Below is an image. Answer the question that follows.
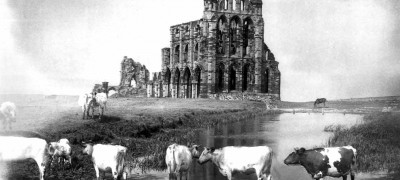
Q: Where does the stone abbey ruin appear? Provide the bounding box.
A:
[96,0,281,100]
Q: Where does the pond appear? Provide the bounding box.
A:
[130,113,386,180]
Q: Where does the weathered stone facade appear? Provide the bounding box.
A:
[148,0,280,99]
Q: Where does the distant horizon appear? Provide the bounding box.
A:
[1,93,399,102]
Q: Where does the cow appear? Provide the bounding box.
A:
[0,102,17,130]
[0,136,49,180]
[78,93,93,119]
[314,98,327,108]
[82,143,127,180]
[87,92,108,120]
[198,146,273,180]
[165,143,200,180]
[283,146,357,180]
[48,138,72,167]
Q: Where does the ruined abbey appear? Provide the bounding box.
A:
[148,0,280,99]
[94,0,281,100]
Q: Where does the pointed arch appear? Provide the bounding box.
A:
[165,68,171,97]
[216,62,225,93]
[243,17,255,56]
[242,63,250,91]
[217,15,228,55]
[230,16,241,55]
[228,64,237,91]
[183,44,188,62]
[262,68,270,93]
[194,65,202,98]
[174,45,180,63]
[194,43,199,61]
[174,67,180,98]
[183,67,191,98]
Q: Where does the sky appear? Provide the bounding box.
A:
[0,0,399,101]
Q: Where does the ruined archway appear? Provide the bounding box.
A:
[183,67,191,98]
[242,64,250,92]
[262,68,270,93]
[195,66,202,98]
[216,63,225,93]
[230,16,241,55]
[174,68,180,98]
[194,43,199,61]
[174,45,180,64]
[217,15,228,55]
[183,44,188,63]
[229,65,236,91]
[165,68,171,97]
[243,17,254,56]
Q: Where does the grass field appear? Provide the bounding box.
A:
[0,95,266,179]
[0,94,398,179]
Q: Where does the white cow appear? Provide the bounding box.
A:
[165,144,200,180]
[88,92,108,120]
[0,102,17,130]
[78,93,93,119]
[198,146,273,180]
[0,136,48,180]
[83,143,127,180]
[48,138,72,166]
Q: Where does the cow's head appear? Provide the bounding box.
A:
[284,147,305,165]
[48,142,58,155]
[190,144,201,159]
[198,147,215,164]
[82,143,94,156]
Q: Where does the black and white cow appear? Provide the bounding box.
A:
[284,146,357,180]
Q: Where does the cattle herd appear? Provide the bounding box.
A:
[0,98,358,180]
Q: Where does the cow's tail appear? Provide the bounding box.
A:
[116,150,126,173]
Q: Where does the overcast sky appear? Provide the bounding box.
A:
[0,0,399,101]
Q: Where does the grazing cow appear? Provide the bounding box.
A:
[78,93,93,119]
[198,146,273,180]
[0,102,17,130]
[284,146,357,180]
[48,138,72,166]
[165,143,200,180]
[82,143,127,180]
[0,136,48,180]
[87,92,108,120]
[314,98,327,108]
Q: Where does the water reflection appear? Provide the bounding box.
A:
[133,113,371,180]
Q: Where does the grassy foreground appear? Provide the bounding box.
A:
[0,96,266,179]
[327,112,400,177]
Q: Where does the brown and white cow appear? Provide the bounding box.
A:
[198,146,273,180]
[82,143,127,180]
[284,146,357,180]
[165,143,200,180]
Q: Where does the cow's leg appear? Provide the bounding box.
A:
[34,158,45,180]
[111,166,119,180]
[225,171,232,180]
[93,164,100,180]
[342,175,347,180]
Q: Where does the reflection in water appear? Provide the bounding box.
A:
[133,113,370,180]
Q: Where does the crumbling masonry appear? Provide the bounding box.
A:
[148,0,280,99]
